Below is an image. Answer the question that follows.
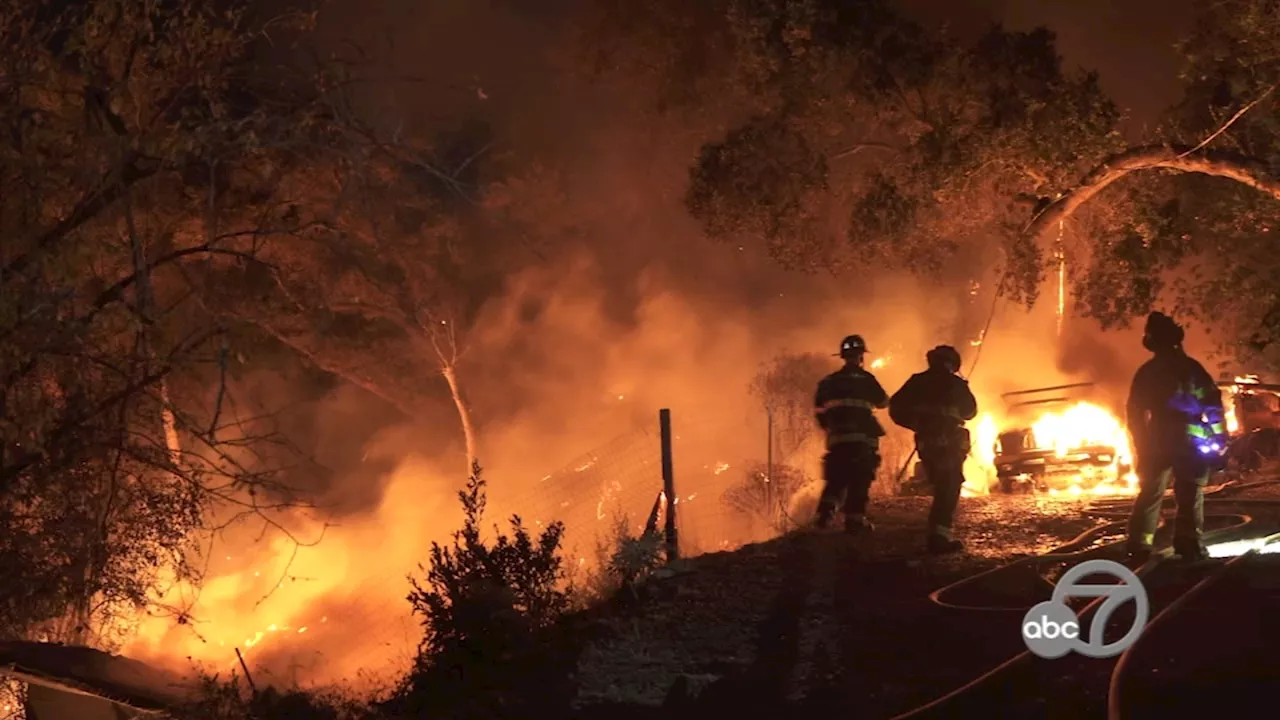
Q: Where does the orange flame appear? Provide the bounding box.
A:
[964,401,1136,497]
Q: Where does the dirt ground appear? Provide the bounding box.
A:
[569,479,1280,720]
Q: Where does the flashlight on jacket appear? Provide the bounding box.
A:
[1196,439,1224,456]
[1191,407,1228,459]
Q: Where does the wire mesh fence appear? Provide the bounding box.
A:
[213,406,787,693]
[491,407,780,566]
[191,412,936,694]
[0,406,830,708]
[504,422,665,563]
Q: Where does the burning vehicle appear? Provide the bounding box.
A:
[989,383,1135,495]
[895,382,1134,497]
[1221,375,1280,435]
[1219,375,1280,470]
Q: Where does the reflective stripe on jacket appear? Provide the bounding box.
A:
[826,432,875,449]
[1127,349,1225,458]
[815,367,888,447]
[888,368,978,437]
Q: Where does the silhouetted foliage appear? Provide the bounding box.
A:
[669,0,1124,298]
[181,675,375,720]
[749,352,834,462]
[0,0,335,647]
[386,463,578,720]
[584,0,1280,372]
[1074,0,1280,369]
[687,119,831,270]
[605,523,665,593]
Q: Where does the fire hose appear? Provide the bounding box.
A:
[1105,526,1280,720]
[885,477,1280,720]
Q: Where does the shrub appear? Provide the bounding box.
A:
[722,462,809,535]
[578,513,663,604]
[179,675,372,720]
[606,523,664,594]
[384,462,578,720]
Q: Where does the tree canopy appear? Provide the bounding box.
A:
[675,0,1124,303]
[586,0,1280,369]
[0,0,576,649]
[0,0,441,645]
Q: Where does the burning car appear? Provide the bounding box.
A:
[1221,375,1280,435]
[990,383,1134,495]
[1219,375,1280,470]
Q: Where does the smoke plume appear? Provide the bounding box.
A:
[118,0,1175,690]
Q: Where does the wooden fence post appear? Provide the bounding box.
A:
[660,408,679,562]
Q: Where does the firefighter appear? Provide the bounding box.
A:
[889,345,977,555]
[813,334,890,533]
[1125,311,1226,563]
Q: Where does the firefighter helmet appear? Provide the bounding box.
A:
[926,345,962,374]
[837,334,869,358]
[1142,311,1184,352]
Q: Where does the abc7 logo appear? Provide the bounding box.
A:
[1021,559,1149,659]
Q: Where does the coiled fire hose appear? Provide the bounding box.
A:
[1105,526,1280,720]
[886,477,1280,720]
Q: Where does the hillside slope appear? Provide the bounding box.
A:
[571,494,1104,718]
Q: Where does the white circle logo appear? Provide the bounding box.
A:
[1020,559,1149,659]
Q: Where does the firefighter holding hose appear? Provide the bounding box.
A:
[813,334,890,533]
[1125,311,1227,563]
[889,345,977,555]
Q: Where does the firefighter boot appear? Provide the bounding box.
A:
[1172,537,1209,562]
[1126,532,1155,565]
[814,503,836,531]
[926,533,964,555]
[1126,546,1153,565]
[845,513,874,534]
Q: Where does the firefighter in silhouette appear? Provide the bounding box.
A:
[813,335,890,533]
[1125,311,1226,563]
[890,345,978,554]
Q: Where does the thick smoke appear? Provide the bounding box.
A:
[119,0,1190,689]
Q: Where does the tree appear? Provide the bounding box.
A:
[722,461,808,535]
[0,0,356,646]
[959,0,1280,350]
[194,145,482,466]
[1027,0,1280,367]
[195,111,572,474]
[583,0,1126,341]
[674,0,1124,303]
[597,0,1280,369]
[749,352,832,461]
[719,353,829,535]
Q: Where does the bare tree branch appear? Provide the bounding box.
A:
[1177,83,1278,159]
[1025,145,1280,241]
